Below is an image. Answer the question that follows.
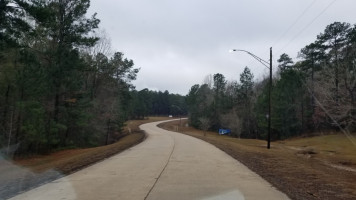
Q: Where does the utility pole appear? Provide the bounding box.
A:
[268,47,272,149]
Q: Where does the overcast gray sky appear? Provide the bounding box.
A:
[88,0,356,95]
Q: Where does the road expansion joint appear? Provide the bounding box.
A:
[144,133,175,200]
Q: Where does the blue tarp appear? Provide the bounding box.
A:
[219,129,231,135]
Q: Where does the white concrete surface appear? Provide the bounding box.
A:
[9,119,289,200]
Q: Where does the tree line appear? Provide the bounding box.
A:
[0,0,186,155]
[187,22,356,140]
[130,89,187,119]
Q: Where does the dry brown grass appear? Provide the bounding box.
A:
[14,116,172,174]
[159,119,356,200]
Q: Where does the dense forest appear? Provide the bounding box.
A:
[0,0,186,154]
[130,89,187,119]
[187,22,356,140]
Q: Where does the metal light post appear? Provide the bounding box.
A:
[230,48,272,149]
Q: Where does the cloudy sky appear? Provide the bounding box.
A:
[88,0,356,95]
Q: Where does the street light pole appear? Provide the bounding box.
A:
[268,47,272,149]
[230,48,272,149]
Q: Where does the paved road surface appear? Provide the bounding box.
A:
[9,120,289,200]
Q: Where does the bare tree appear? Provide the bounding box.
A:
[199,117,211,136]
[221,110,242,138]
[313,59,356,130]
[80,29,115,99]
[203,74,213,89]
[81,29,113,58]
[225,81,239,102]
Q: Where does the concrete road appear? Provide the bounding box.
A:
[9,120,289,200]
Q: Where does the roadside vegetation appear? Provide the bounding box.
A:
[159,119,356,200]
[0,117,171,199]
[187,22,356,141]
[0,0,187,156]
[13,117,171,173]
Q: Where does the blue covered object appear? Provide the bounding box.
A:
[219,129,231,135]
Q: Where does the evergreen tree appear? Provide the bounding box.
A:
[238,67,255,137]
[317,22,351,103]
[277,53,293,71]
[212,73,226,129]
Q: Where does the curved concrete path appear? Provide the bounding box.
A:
[9,120,289,200]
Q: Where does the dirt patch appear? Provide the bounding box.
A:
[159,120,356,200]
[297,147,318,155]
[325,161,356,173]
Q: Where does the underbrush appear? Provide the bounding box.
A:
[12,117,172,173]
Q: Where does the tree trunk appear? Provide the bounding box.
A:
[301,100,304,132]
[91,71,97,99]
[311,61,315,113]
[334,47,339,104]
[335,65,339,104]
[54,86,60,122]
[2,84,10,128]
[7,111,14,155]
[106,119,111,145]
[15,87,24,143]
[64,127,70,146]
[46,113,52,151]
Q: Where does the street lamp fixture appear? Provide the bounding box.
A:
[230,48,273,149]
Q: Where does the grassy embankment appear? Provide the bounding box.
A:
[13,117,172,174]
[159,119,356,200]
